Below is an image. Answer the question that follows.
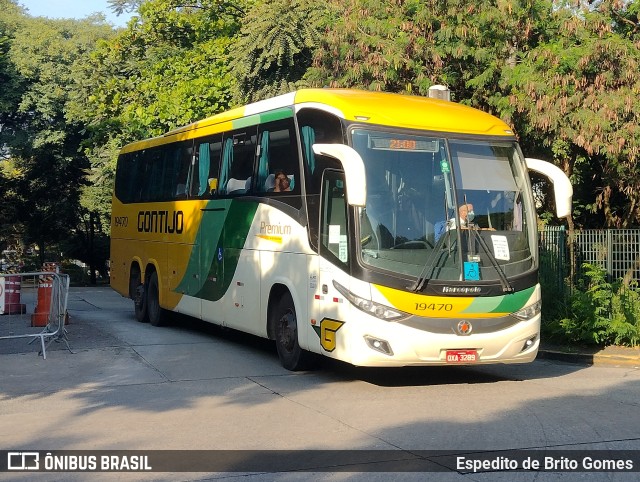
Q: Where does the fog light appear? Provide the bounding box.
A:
[521,335,537,353]
[364,335,394,356]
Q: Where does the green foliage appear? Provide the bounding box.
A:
[69,0,242,141]
[559,263,614,344]
[506,1,640,227]
[59,209,110,283]
[0,9,115,263]
[229,0,328,103]
[305,0,439,93]
[547,263,640,347]
[305,0,554,103]
[65,0,245,234]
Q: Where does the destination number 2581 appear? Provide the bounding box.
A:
[415,303,453,311]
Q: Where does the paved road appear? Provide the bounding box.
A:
[1,287,639,481]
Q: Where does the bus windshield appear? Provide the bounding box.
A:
[352,128,536,284]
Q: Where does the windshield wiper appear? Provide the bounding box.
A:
[408,229,456,292]
[409,227,514,293]
[468,226,513,293]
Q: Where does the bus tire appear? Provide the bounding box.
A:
[147,271,168,327]
[132,270,148,323]
[274,292,310,371]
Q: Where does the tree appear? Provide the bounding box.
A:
[307,1,640,227]
[507,1,640,227]
[67,0,247,228]
[228,0,328,104]
[305,0,553,104]
[107,0,144,15]
[0,6,115,263]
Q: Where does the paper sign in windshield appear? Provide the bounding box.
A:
[491,235,510,261]
[329,225,341,244]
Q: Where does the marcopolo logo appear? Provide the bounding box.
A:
[7,452,39,470]
[441,286,482,294]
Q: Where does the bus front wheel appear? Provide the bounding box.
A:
[274,292,310,371]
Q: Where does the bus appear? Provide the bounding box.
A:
[110,88,572,370]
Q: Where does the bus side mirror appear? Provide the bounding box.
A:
[525,158,573,218]
[312,144,367,207]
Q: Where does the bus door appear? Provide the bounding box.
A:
[169,235,202,318]
[218,128,261,333]
[223,245,261,334]
[197,199,229,324]
[218,199,261,333]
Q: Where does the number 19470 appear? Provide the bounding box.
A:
[415,303,453,312]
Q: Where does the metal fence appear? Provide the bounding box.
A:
[0,271,71,358]
[539,226,640,298]
[575,229,640,282]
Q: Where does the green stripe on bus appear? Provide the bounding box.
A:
[461,295,503,314]
[195,200,259,302]
[175,200,230,296]
[232,107,293,129]
[489,286,535,314]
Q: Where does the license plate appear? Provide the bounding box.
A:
[446,350,478,363]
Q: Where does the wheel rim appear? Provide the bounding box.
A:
[278,309,297,353]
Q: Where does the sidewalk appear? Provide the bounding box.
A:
[538,342,640,367]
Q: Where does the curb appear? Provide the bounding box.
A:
[537,349,640,368]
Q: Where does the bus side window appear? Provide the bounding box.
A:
[194,136,222,197]
[160,142,191,201]
[257,117,300,195]
[140,148,164,202]
[220,129,256,195]
[115,151,145,203]
[173,146,192,200]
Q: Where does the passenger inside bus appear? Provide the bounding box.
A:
[274,170,291,192]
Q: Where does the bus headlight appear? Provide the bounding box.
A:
[333,281,410,322]
[512,300,542,321]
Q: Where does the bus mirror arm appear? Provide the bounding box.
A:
[312,144,367,207]
[525,158,573,219]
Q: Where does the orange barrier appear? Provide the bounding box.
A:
[31,263,59,327]
[3,275,26,315]
[31,273,54,327]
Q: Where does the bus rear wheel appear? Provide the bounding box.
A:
[131,270,148,323]
[147,271,168,327]
[274,292,311,371]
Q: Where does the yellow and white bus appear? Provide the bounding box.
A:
[110,88,572,370]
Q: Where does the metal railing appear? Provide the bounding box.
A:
[540,227,640,287]
[539,226,640,327]
[574,229,640,282]
[0,271,71,359]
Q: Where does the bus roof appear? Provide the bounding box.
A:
[295,89,513,136]
[121,89,514,153]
